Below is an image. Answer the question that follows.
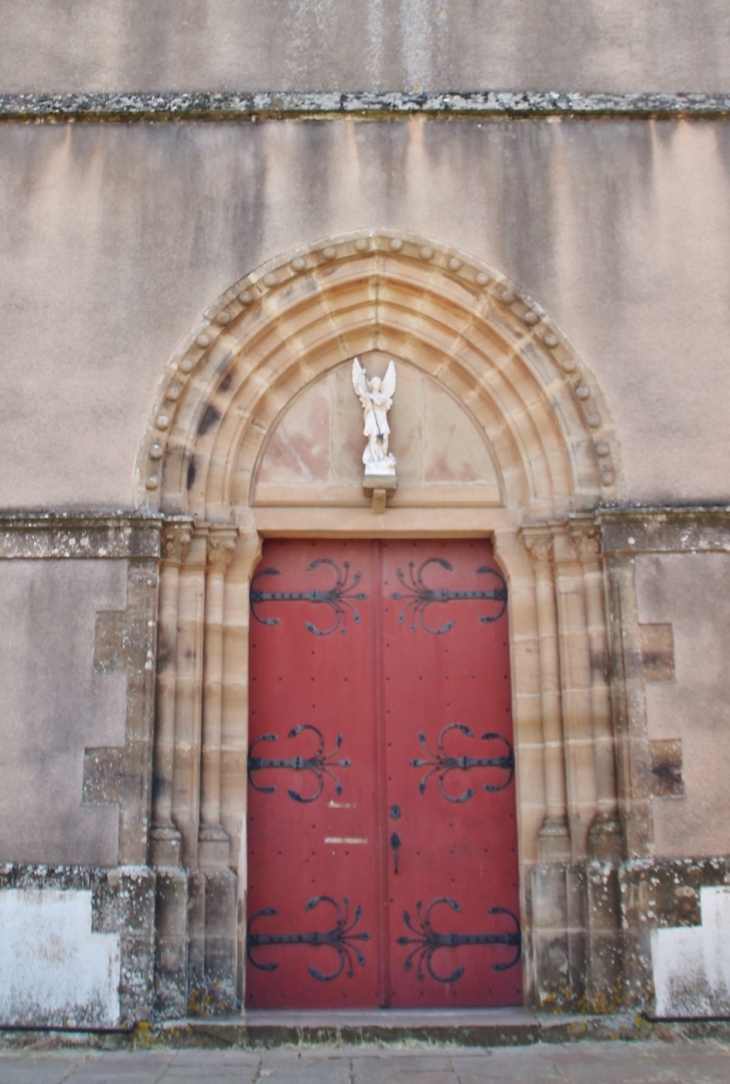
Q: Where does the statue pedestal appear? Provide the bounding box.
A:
[363,474,397,514]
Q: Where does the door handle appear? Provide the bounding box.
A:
[390,832,401,875]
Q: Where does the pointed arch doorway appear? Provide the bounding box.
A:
[142,231,622,1017]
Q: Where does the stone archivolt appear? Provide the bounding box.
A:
[138,231,630,1015]
[138,230,620,519]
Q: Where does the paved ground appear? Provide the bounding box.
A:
[1,1042,729,1083]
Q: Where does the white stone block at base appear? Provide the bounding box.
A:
[651,885,730,1018]
[0,888,120,1026]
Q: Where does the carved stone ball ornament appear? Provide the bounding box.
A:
[351,357,397,478]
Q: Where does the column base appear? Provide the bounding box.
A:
[537,816,571,860]
[198,825,230,869]
[150,824,183,867]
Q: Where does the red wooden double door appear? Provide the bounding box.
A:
[247,539,521,1009]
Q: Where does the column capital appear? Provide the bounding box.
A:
[568,521,602,562]
[520,528,554,566]
[205,528,238,574]
[161,522,193,565]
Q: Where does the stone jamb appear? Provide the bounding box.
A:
[199,528,238,869]
[171,529,208,870]
[151,520,193,868]
[519,528,569,855]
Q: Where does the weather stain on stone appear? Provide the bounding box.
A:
[198,405,222,436]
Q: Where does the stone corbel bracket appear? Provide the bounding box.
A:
[362,474,398,514]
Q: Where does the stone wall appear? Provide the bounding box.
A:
[1,1,728,95]
[0,519,159,1026]
[1,0,729,1027]
[1,120,729,511]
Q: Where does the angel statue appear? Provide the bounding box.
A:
[352,357,397,476]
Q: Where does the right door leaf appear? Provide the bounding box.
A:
[382,538,522,1007]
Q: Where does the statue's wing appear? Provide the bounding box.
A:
[352,357,368,399]
[382,360,397,400]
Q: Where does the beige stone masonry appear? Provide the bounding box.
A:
[640,624,675,684]
[600,507,730,859]
[648,738,684,799]
[171,531,207,870]
[199,528,238,869]
[0,515,161,561]
[151,522,193,868]
[83,561,159,866]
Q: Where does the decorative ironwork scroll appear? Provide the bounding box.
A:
[411,723,514,802]
[247,725,352,804]
[247,896,371,981]
[391,558,507,634]
[397,898,521,982]
[250,558,368,636]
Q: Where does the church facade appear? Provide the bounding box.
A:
[1,1,729,1026]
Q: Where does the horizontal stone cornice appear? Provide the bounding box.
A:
[2,507,728,558]
[0,512,166,559]
[597,505,730,555]
[2,91,730,122]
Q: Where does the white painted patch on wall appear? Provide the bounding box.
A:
[651,886,730,1018]
[0,888,120,1026]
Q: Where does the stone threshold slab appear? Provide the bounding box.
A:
[170,1009,651,1048]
